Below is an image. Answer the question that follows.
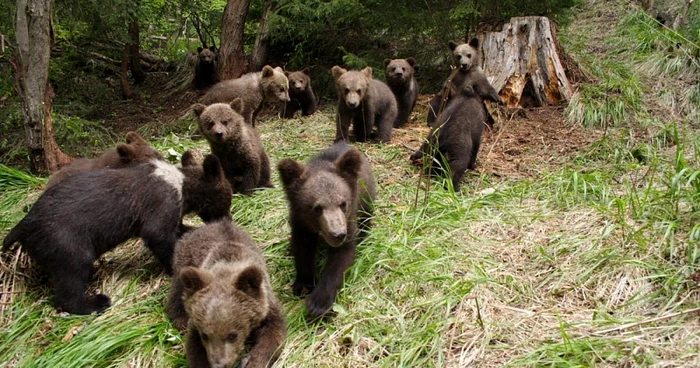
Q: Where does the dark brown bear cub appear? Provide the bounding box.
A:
[332,66,397,143]
[427,38,503,126]
[278,141,376,318]
[46,131,162,189]
[167,220,286,368]
[2,154,231,315]
[192,99,273,195]
[384,58,419,128]
[411,87,487,191]
[194,46,219,90]
[281,68,318,118]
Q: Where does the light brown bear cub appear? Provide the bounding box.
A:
[332,66,397,143]
[384,58,419,128]
[201,65,290,126]
[46,131,162,189]
[167,220,286,368]
[427,38,503,126]
[191,99,273,195]
[278,141,376,318]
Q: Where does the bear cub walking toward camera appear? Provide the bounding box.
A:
[167,220,286,368]
[192,99,273,195]
[427,38,503,126]
[201,65,290,126]
[332,66,397,143]
[2,154,231,315]
[281,68,318,118]
[194,46,219,90]
[384,58,419,128]
[411,87,487,191]
[46,131,162,189]
[278,141,376,318]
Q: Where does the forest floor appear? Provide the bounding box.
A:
[1,0,699,367]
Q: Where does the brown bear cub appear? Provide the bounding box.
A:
[46,131,162,189]
[281,68,318,118]
[200,65,290,126]
[2,153,232,315]
[191,99,273,195]
[384,58,419,128]
[332,66,397,143]
[194,46,219,90]
[427,38,503,126]
[278,141,376,318]
[167,220,286,368]
[411,87,487,191]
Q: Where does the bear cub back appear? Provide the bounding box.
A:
[384,58,419,128]
[281,68,318,118]
[167,220,286,368]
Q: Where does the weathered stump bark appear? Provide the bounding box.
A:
[479,16,572,108]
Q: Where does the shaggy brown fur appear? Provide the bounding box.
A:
[46,132,162,189]
[191,99,273,195]
[384,58,419,128]
[194,46,219,90]
[281,68,318,118]
[200,65,290,126]
[332,66,397,143]
[167,220,286,368]
[278,141,376,318]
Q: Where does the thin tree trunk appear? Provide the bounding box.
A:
[15,0,72,174]
[121,43,134,99]
[219,0,250,79]
[128,20,145,84]
[250,0,275,71]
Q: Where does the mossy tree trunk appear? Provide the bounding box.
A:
[219,0,250,79]
[14,0,72,174]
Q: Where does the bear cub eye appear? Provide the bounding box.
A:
[279,87,285,92]
[340,201,347,212]
[201,333,209,342]
[466,53,472,58]
[227,332,238,342]
[313,204,323,214]
[221,120,229,126]
[207,122,215,130]
[344,88,350,94]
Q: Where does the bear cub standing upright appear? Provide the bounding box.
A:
[332,66,397,143]
[201,65,290,126]
[427,38,503,126]
[411,87,488,191]
[167,220,286,368]
[2,153,232,315]
[192,99,273,195]
[278,141,376,318]
[46,131,163,189]
[281,68,318,118]
[384,58,419,128]
[194,46,219,90]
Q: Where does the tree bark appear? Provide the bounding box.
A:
[250,0,275,71]
[15,0,72,174]
[128,20,146,84]
[121,43,135,99]
[478,16,573,108]
[219,0,250,79]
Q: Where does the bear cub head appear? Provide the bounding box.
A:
[180,151,232,222]
[116,131,164,164]
[384,58,416,84]
[332,66,373,110]
[197,46,217,66]
[261,65,290,104]
[191,99,247,144]
[449,38,480,72]
[181,265,269,367]
[278,147,364,247]
[286,68,311,95]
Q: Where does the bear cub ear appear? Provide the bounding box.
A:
[235,266,264,298]
[197,47,203,53]
[406,57,416,67]
[116,143,136,162]
[468,37,479,48]
[384,59,392,67]
[336,148,362,181]
[361,66,373,79]
[262,65,275,78]
[125,131,147,145]
[448,41,458,51]
[202,155,225,182]
[181,267,213,295]
[301,67,310,75]
[277,159,306,188]
[181,150,198,167]
[331,65,347,80]
[208,46,216,52]
[191,103,207,117]
[230,98,245,114]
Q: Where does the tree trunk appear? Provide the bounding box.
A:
[219,0,250,79]
[15,0,72,174]
[250,0,275,71]
[121,43,135,99]
[479,16,573,108]
[128,20,146,84]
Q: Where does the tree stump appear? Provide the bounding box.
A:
[479,16,573,108]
